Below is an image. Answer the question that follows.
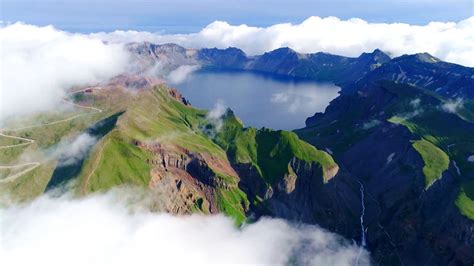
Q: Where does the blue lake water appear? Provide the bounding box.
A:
[173,69,340,130]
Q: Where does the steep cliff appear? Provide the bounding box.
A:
[297,80,474,265]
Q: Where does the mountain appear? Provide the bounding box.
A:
[198,46,392,87]
[129,43,473,99]
[2,43,473,265]
[297,80,474,264]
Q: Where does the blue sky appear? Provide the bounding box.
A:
[1,0,473,33]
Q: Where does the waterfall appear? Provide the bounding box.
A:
[359,181,366,247]
[356,180,367,266]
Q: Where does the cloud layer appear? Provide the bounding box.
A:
[0,23,129,123]
[0,191,370,266]
[95,16,474,67]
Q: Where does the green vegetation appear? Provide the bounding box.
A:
[377,81,474,218]
[214,112,337,185]
[0,161,56,202]
[457,180,474,220]
[412,139,449,188]
[83,132,151,192]
[216,187,250,225]
[122,86,227,158]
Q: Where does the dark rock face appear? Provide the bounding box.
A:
[198,47,248,69]
[297,81,474,265]
[196,46,473,100]
[231,157,362,240]
[347,53,474,99]
[198,46,395,87]
[247,47,302,75]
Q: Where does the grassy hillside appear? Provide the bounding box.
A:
[412,139,450,188]
[456,181,474,220]
[213,111,338,185]
[381,81,474,219]
[72,85,337,223]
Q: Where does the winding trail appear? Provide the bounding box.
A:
[0,92,103,183]
[5,99,102,132]
[82,139,108,194]
[0,163,41,184]
[355,179,367,266]
[0,132,35,150]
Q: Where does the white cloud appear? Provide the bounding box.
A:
[441,98,464,113]
[270,85,340,113]
[0,23,130,123]
[94,16,474,67]
[205,100,228,132]
[0,191,370,266]
[468,155,474,162]
[51,133,97,166]
[410,98,421,108]
[166,65,200,84]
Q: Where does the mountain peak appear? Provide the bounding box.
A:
[358,49,391,64]
[414,52,441,63]
[394,52,442,64]
[268,47,298,55]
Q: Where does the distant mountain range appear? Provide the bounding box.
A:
[2,42,473,265]
[128,42,474,99]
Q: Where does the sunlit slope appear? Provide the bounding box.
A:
[0,92,117,201]
[213,112,338,184]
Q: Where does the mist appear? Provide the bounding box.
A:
[51,133,98,166]
[0,23,129,123]
[0,190,371,266]
[167,65,201,84]
[441,98,464,114]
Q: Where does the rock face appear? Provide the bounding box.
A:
[126,42,199,74]
[109,74,164,90]
[229,155,361,237]
[346,53,474,98]
[198,46,392,87]
[297,80,474,265]
[198,47,248,69]
[135,140,240,215]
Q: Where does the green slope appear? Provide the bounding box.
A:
[412,139,449,188]
[212,110,338,185]
[380,81,474,219]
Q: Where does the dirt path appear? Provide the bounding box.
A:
[0,93,103,183]
[0,162,41,184]
[0,132,35,150]
[5,99,102,132]
[82,139,108,194]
